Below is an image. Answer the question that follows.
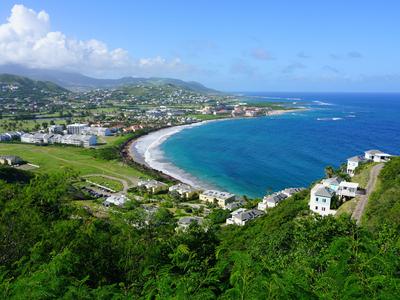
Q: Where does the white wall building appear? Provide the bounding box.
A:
[49,125,64,134]
[67,123,89,134]
[226,208,264,226]
[103,194,128,207]
[137,179,168,194]
[199,190,235,208]
[338,181,359,198]
[177,216,204,230]
[321,177,343,192]
[309,184,336,216]
[168,183,199,199]
[347,156,365,177]
[364,150,392,162]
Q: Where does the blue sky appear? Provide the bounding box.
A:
[0,0,399,91]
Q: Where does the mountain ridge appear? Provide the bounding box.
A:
[0,64,219,94]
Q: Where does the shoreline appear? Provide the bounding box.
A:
[127,107,309,190]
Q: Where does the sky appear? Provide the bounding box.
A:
[0,0,399,92]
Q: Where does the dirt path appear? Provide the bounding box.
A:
[352,163,384,225]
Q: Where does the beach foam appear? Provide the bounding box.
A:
[130,122,217,189]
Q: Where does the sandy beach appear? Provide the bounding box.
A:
[129,120,221,189]
[129,108,309,188]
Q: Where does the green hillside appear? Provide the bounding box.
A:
[0,73,69,105]
[0,158,399,298]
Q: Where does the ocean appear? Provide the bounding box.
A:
[161,92,400,198]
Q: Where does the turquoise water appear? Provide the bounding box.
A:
[161,93,400,197]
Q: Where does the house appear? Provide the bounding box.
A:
[225,198,246,210]
[226,208,264,226]
[258,192,287,210]
[48,125,64,134]
[177,216,204,230]
[137,179,168,194]
[337,181,359,198]
[61,135,97,147]
[199,190,236,208]
[67,123,89,134]
[347,156,366,176]
[309,184,336,216]
[321,177,343,191]
[21,133,34,143]
[281,187,305,197]
[168,183,199,199]
[103,194,128,207]
[364,150,392,162]
[82,126,112,136]
[0,155,23,166]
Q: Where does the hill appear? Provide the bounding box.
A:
[0,73,69,105]
[0,156,399,298]
[0,64,219,94]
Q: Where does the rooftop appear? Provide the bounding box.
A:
[201,190,235,200]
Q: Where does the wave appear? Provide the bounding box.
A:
[346,114,356,118]
[313,100,334,106]
[317,117,343,121]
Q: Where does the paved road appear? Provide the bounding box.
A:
[352,163,384,225]
[83,174,132,193]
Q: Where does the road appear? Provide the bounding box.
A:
[352,163,384,225]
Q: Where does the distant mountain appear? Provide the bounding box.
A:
[0,64,219,94]
[0,73,68,101]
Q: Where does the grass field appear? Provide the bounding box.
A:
[0,143,147,184]
[352,162,377,188]
[85,176,124,192]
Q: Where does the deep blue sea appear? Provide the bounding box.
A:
[161,93,400,197]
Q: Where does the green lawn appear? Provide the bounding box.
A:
[352,162,378,188]
[336,197,359,217]
[0,143,146,184]
[85,176,124,192]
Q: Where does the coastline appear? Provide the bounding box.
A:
[128,108,308,190]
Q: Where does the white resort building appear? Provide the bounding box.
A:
[258,187,304,211]
[103,194,128,207]
[364,149,392,162]
[168,183,199,199]
[309,183,336,216]
[226,208,264,226]
[199,190,236,208]
[137,179,168,194]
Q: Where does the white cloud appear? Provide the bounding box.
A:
[0,4,187,77]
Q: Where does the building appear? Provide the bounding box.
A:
[258,192,287,210]
[61,135,97,147]
[83,126,112,136]
[337,181,360,198]
[281,187,305,197]
[48,125,64,134]
[177,216,204,230]
[225,198,246,211]
[364,150,392,162]
[309,184,336,216]
[347,156,366,176]
[0,155,23,166]
[168,183,199,199]
[321,177,343,191]
[103,194,128,207]
[67,123,89,134]
[199,190,236,208]
[137,179,168,194]
[226,208,264,226]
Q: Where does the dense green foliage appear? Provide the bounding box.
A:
[0,160,399,299]
[364,157,400,231]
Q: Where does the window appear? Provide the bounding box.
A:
[322,199,326,203]
[322,207,326,211]
[315,206,318,210]
[315,197,318,201]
